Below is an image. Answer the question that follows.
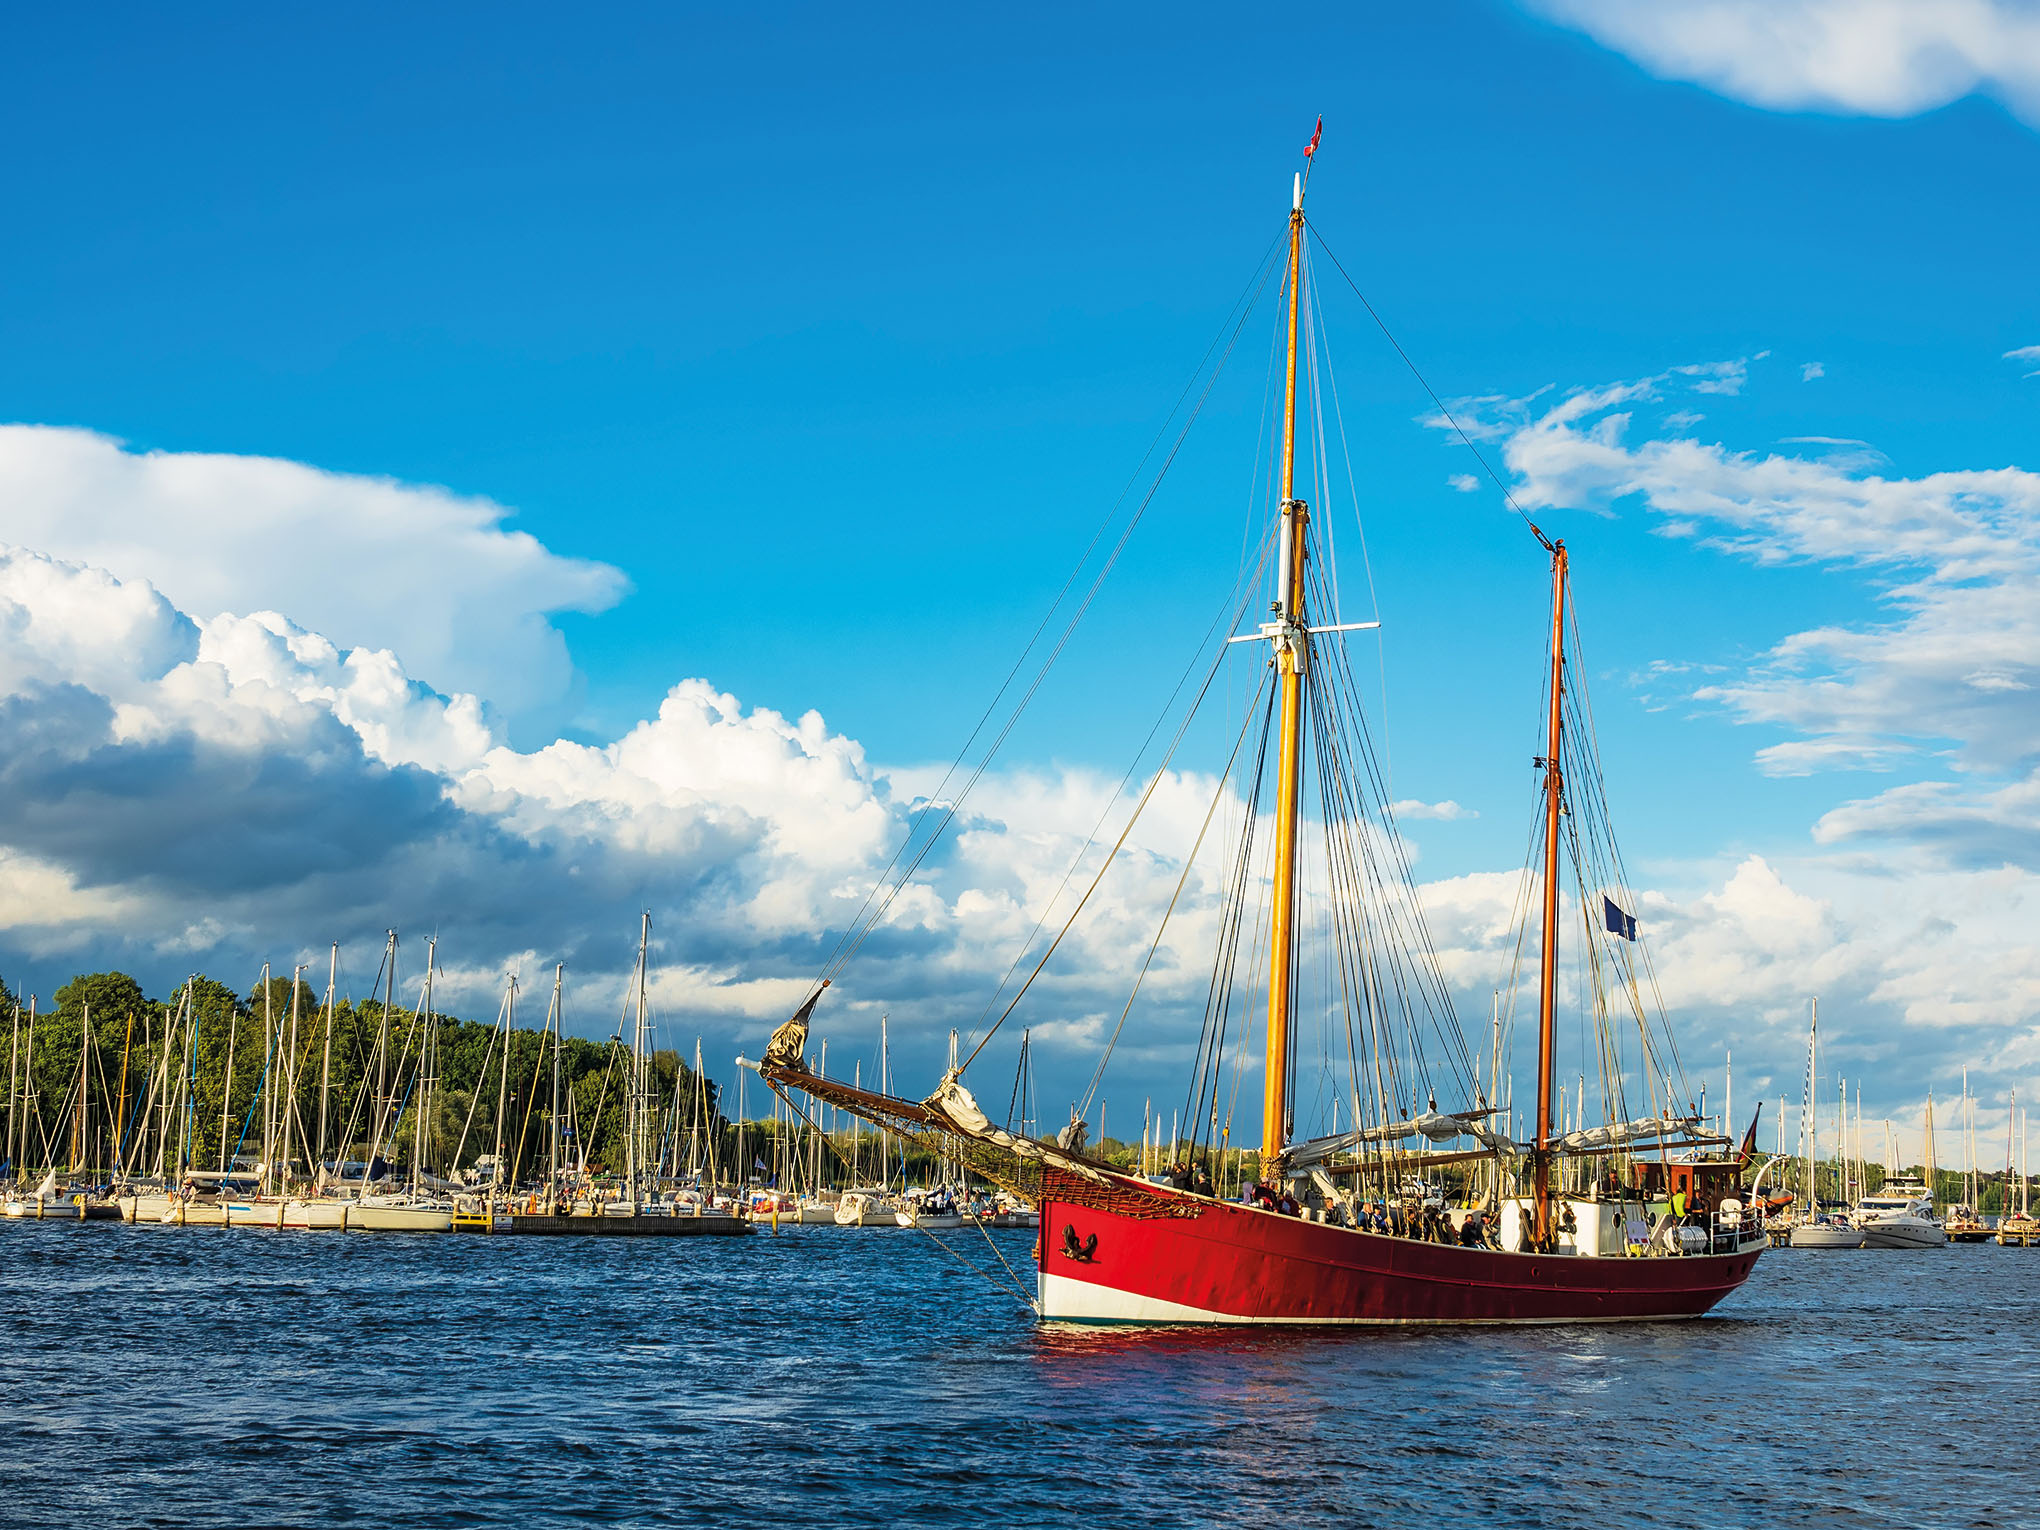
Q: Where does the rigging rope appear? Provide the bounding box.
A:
[811,234,1287,998]
[1308,229,1555,556]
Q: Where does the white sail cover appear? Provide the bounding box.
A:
[1553,1114,1702,1153]
[1283,1110,1519,1169]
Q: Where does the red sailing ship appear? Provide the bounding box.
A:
[759,128,1765,1325]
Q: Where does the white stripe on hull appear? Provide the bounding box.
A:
[1035,1268,1747,1328]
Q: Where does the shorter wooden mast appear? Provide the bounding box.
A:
[1533,539,1568,1246]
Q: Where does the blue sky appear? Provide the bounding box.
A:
[2,3,2038,1154]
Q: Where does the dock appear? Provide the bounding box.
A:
[454,1208,751,1237]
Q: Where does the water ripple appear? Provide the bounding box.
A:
[1,1225,2031,1527]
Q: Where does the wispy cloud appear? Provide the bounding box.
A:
[2008,343,2040,376]
[1801,361,1825,381]
[1525,0,2040,129]
[1447,473,1480,493]
[1392,798,1478,821]
[1440,351,2040,890]
[1674,358,1749,395]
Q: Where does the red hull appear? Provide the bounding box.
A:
[1038,1180,1762,1326]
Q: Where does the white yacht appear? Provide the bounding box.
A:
[1855,1177,1947,1249]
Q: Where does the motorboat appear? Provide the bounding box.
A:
[1854,1179,1947,1249]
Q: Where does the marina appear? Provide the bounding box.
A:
[2,9,2039,1529]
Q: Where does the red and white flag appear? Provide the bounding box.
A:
[1303,117,1322,158]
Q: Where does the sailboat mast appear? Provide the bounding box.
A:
[414,939,435,1197]
[72,1001,91,1175]
[1261,165,1310,1172]
[4,1001,16,1187]
[631,912,650,1206]
[549,965,564,1198]
[1532,540,1569,1244]
[260,965,276,1193]
[1806,998,1818,1209]
[317,943,336,1186]
[494,974,515,1190]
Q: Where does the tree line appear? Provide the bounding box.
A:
[1,969,727,1186]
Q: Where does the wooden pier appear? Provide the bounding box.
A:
[454,1208,751,1237]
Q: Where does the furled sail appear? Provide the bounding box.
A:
[922,1074,1112,1188]
[1552,1114,1704,1153]
[1283,1110,1519,1169]
[761,981,829,1071]
[1281,1110,1711,1170]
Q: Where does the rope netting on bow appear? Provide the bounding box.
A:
[758,1057,1197,1222]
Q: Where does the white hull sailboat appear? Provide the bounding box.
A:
[758,129,1767,1328]
[833,1190,899,1227]
[1788,1218,1866,1249]
[896,1207,965,1230]
[345,1197,455,1232]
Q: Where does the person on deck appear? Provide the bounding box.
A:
[1457,1211,1485,1247]
[1671,1185,1689,1223]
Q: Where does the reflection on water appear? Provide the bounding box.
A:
[1,1223,2031,1528]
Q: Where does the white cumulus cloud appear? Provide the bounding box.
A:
[0,425,628,738]
[1527,0,2040,127]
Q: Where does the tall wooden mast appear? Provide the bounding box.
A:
[1533,540,1568,1244]
[1261,166,1310,1171]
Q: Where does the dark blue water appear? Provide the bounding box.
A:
[1,1221,2029,1528]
